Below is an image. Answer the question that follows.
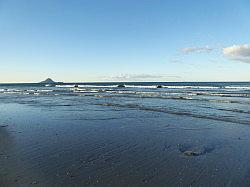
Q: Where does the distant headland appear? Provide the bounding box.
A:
[39,78,63,84]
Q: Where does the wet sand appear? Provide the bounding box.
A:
[1,102,250,187]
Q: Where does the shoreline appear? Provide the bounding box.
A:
[1,102,250,186]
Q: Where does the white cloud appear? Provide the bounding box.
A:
[223,44,250,63]
[181,46,213,54]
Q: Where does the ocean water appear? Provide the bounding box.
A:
[1,82,250,186]
[0,82,250,125]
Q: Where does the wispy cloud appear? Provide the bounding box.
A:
[223,44,250,63]
[169,59,183,63]
[100,74,181,81]
[181,46,213,54]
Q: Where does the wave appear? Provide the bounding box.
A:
[124,85,157,89]
[55,84,222,89]
[56,84,118,88]
[98,103,250,125]
[55,85,75,88]
[1,88,250,105]
[224,86,250,90]
[217,108,250,114]
[53,84,250,92]
[73,90,99,93]
[196,92,249,97]
[161,86,220,89]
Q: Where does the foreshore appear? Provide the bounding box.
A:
[1,101,250,187]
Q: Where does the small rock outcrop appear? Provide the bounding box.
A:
[117,84,125,88]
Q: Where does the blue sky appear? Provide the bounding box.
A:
[0,0,250,82]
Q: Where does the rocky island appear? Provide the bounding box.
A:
[39,78,63,85]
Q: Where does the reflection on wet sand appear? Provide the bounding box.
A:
[0,125,10,148]
[0,125,14,185]
[1,98,250,186]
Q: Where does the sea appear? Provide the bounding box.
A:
[0,82,249,125]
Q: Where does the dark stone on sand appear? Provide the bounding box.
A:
[117,84,125,88]
[178,143,215,157]
[157,85,163,88]
[183,150,201,156]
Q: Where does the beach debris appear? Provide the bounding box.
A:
[31,180,38,185]
[14,176,22,182]
[117,84,125,88]
[183,150,201,156]
[178,143,215,157]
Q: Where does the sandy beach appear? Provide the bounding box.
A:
[1,85,250,187]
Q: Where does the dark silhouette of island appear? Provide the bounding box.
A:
[39,78,63,84]
[40,78,55,84]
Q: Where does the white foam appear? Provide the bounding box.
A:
[162,86,219,89]
[125,85,157,89]
[56,85,75,88]
[45,84,54,87]
[225,86,250,90]
[79,85,117,88]
[56,85,117,88]
[74,90,99,93]
[37,89,53,92]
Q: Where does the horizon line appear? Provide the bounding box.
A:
[0,80,250,84]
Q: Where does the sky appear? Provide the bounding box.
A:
[0,0,250,83]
